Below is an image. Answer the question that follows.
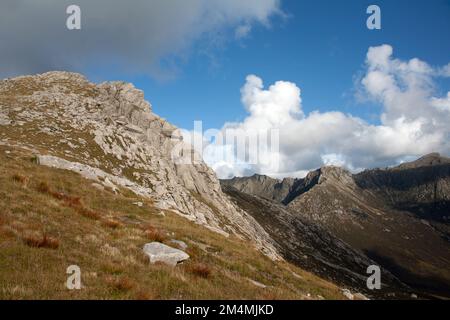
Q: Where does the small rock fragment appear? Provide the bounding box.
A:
[341,289,354,300]
[170,239,188,250]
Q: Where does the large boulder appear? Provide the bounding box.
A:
[143,242,189,266]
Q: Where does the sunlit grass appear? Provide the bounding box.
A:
[0,145,343,300]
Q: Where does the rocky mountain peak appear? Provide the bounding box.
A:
[222,174,294,203]
[317,166,353,185]
[98,80,153,114]
[223,154,450,298]
[251,173,277,182]
[7,70,89,84]
[395,152,450,170]
[0,71,280,260]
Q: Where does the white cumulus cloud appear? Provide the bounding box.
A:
[193,44,450,178]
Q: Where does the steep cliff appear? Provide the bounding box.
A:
[0,71,278,259]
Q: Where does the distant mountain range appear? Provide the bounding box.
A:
[222,154,450,298]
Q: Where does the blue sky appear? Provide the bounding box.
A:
[1,0,449,177]
[103,0,450,130]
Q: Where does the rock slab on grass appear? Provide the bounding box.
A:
[143,242,189,266]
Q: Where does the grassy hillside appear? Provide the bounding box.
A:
[0,144,344,300]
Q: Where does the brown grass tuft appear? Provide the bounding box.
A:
[48,190,82,207]
[78,208,101,220]
[134,290,155,300]
[102,218,122,229]
[64,195,82,207]
[12,173,29,186]
[22,233,59,249]
[35,181,100,220]
[37,181,50,194]
[109,276,135,292]
[143,225,166,242]
[0,227,15,240]
[188,263,212,278]
[259,290,282,300]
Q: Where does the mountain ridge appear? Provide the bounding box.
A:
[0,71,280,259]
[222,154,450,298]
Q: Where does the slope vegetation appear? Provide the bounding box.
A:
[0,145,343,299]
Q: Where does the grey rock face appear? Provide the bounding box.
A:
[0,71,280,260]
[394,153,450,170]
[221,174,296,203]
[222,156,450,298]
[0,110,10,125]
[143,242,189,266]
[354,155,450,222]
